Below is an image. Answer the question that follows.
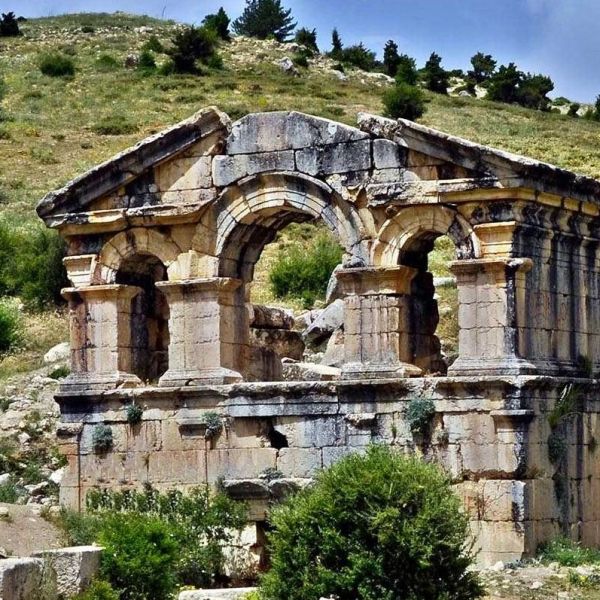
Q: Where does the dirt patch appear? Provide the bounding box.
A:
[0,502,63,557]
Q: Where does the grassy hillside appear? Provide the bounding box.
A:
[0,12,600,224]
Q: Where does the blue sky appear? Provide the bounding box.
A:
[9,0,600,102]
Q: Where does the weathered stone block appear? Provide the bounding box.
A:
[277,447,322,477]
[0,558,55,600]
[33,546,102,598]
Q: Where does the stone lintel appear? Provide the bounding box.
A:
[337,265,418,296]
[63,255,98,287]
[156,276,241,295]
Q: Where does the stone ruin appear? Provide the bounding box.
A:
[36,107,600,566]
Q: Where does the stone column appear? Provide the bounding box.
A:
[338,266,422,379]
[157,277,246,386]
[448,257,535,376]
[61,285,142,391]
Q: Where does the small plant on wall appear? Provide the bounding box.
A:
[406,397,436,438]
[92,424,113,453]
[201,412,223,440]
[125,403,144,425]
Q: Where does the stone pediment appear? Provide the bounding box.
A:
[37,107,600,231]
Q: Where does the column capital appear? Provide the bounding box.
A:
[449,257,533,278]
[337,266,418,296]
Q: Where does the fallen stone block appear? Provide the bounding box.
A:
[32,545,102,598]
[282,362,341,381]
[303,299,344,347]
[0,557,56,600]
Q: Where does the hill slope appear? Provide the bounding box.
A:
[0,12,600,226]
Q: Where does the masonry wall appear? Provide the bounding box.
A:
[54,376,600,566]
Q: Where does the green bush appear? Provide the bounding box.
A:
[73,580,120,600]
[538,536,600,566]
[269,228,343,308]
[0,478,20,503]
[260,445,483,600]
[383,83,425,121]
[340,43,377,71]
[95,54,119,72]
[142,35,164,53]
[0,298,22,354]
[92,424,113,453]
[137,50,156,73]
[406,397,436,436]
[167,26,219,74]
[294,27,318,55]
[39,53,75,77]
[233,0,296,42]
[85,485,247,589]
[0,12,21,37]
[202,7,231,41]
[125,403,143,425]
[99,513,178,600]
[92,115,138,136]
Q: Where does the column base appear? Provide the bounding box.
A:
[448,356,538,377]
[158,367,244,387]
[341,361,422,380]
[60,371,142,393]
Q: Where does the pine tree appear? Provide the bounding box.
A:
[330,28,343,59]
[487,63,522,104]
[202,7,231,41]
[468,52,496,84]
[383,40,400,77]
[422,52,449,94]
[232,0,296,42]
[294,28,319,55]
[396,54,418,86]
[0,12,21,37]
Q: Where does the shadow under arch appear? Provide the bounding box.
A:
[210,172,368,282]
[95,228,182,285]
[372,205,481,374]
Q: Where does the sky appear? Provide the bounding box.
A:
[7,0,600,102]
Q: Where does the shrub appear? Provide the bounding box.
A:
[55,507,102,546]
[538,536,600,566]
[137,50,156,73]
[202,7,231,41]
[125,403,143,425]
[260,445,483,600]
[340,43,377,72]
[233,0,296,42]
[85,484,247,589]
[383,83,425,121]
[406,397,436,436]
[39,53,75,78]
[0,478,20,503]
[269,228,343,308]
[92,424,113,453]
[99,513,178,600]
[395,54,418,86]
[167,26,219,74]
[0,298,22,354]
[487,63,521,104]
[95,54,119,72]
[92,115,138,136]
[0,224,63,308]
[568,103,581,117]
[49,365,70,380]
[294,27,318,55]
[142,35,164,53]
[292,52,309,69]
[73,580,120,600]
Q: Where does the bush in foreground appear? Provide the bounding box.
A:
[538,536,600,567]
[260,445,483,600]
[0,298,22,354]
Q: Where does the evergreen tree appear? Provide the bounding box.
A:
[232,0,296,42]
[383,40,400,77]
[487,63,522,104]
[167,26,219,74]
[0,12,21,37]
[468,52,496,84]
[396,54,418,86]
[422,52,449,94]
[340,43,377,72]
[518,73,554,110]
[294,27,318,55]
[330,28,343,59]
[383,82,426,121]
[202,7,231,41]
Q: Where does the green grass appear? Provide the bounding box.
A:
[539,537,600,567]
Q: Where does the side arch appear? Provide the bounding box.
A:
[95,228,182,284]
[372,205,481,267]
